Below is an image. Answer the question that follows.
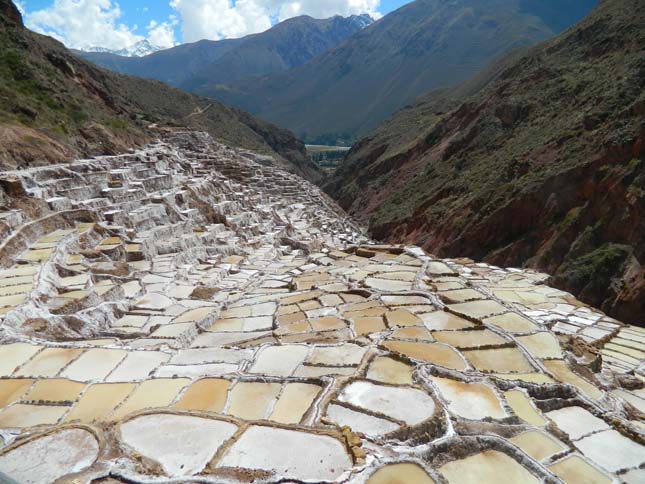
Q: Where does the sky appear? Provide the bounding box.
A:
[15,0,412,51]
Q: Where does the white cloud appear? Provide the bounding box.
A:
[21,0,380,51]
[171,0,381,43]
[23,0,177,50]
[146,18,178,48]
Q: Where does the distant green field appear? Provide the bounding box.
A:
[306,145,351,172]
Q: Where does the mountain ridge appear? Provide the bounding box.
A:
[76,14,373,90]
[197,0,597,144]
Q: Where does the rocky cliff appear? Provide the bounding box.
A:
[325,0,645,325]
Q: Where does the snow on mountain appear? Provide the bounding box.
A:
[83,39,164,58]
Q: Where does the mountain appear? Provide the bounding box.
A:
[83,39,164,58]
[0,0,318,180]
[75,15,373,89]
[181,14,374,91]
[199,0,597,144]
[324,0,645,324]
[74,38,244,88]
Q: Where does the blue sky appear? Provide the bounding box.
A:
[18,0,413,50]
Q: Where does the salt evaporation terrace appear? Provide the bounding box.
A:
[0,131,642,484]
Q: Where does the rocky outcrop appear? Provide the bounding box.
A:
[0,0,22,27]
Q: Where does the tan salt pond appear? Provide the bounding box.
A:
[0,343,41,374]
[0,403,67,428]
[385,309,422,327]
[389,326,434,341]
[354,316,387,335]
[383,341,467,370]
[0,379,34,407]
[439,450,539,484]
[111,379,190,420]
[175,378,231,413]
[548,455,612,484]
[463,347,534,373]
[544,360,603,399]
[517,332,563,359]
[510,430,566,461]
[447,300,508,320]
[65,383,135,423]
[485,313,539,333]
[432,329,507,349]
[269,383,321,424]
[367,463,435,484]
[421,311,475,330]
[24,379,85,402]
[367,356,414,385]
[227,382,281,420]
[431,376,506,419]
[504,390,546,426]
[15,348,85,377]
[439,288,487,303]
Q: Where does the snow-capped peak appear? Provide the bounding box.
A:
[83,39,163,58]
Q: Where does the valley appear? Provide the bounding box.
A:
[0,0,643,482]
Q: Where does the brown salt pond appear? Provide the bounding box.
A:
[175,378,231,413]
[420,311,475,330]
[544,360,603,400]
[517,332,563,359]
[227,382,281,420]
[383,341,467,370]
[111,378,190,420]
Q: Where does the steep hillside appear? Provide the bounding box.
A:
[76,15,372,90]
[325,0,645,324]
[0,0,318,180]
[200,0,597,144]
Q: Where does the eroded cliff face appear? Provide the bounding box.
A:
[325,0,645,325]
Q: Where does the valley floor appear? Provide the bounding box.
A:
[0,132,642,483]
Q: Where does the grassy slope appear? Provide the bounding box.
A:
[200,0,596,144]
[0,0,317,180]
[325,0,645,323]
